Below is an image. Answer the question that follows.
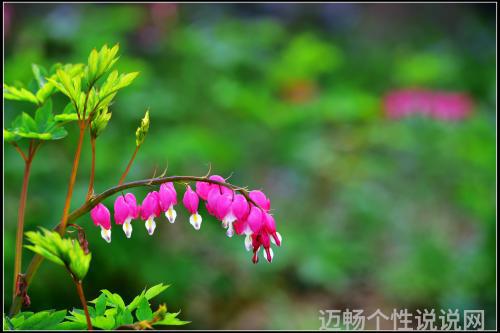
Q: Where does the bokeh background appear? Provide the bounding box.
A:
[3,3,496,330]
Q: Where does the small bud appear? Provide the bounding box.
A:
[90,107,112,138]
[135,109,150,147]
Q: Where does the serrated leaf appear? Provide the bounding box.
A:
[115,308,134,327]
[54,102,79,123]
[67,309,87,324]
[51,321,87,330]
[4,84,39,104]
[91,315,115,330]
[126,289,146,311]
[32,64,48,88]
[4,128,20,142]
[95,293,107,316]
[37,310,67,329]
[135,297,153,322]
[34,99,53,129]
[153,312,190,326]
[17,311,51,330]
[21,113,37,132]
[25,228,91,280]
[144,283,170,300]
[3,314,14,331]
[100,290,126,310]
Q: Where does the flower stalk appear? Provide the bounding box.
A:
[73,278,92,331]
[12,140,40,300]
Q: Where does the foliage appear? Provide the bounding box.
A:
[25,228,91,281]
[3,283,187,330]
[66,283,188,330]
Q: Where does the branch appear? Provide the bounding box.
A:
[10,174,260,315]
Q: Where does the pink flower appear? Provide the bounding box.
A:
[114,193,139,238]
[91,203,112,243]
[383,89,473,120]
[141,191,161,235]
[249,190,271,211]
[159,182,177,223]
[183,185,202,230]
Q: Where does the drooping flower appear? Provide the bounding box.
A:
[249,190,271,211]
[91,203,112,243]
[216,193,249,238]
[140,191,161,235]
[182,185,202,230]
[159,182,177,223]
[114,193,140,238]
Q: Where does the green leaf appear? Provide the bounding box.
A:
[24,228,91,280]
[90,107,112,138]
[95,293,107,316]
[4,128,20,142]
[54,102,79,123]
[115,308,134,327]
[3,83,39,104]
[144,283,170,300]
[32,64,48,88]
[91,315,115,330]
[85,44,120,86]
[100,290,126,310]
[153,312,190,326]
[34,99,53,129]
[3,314,14,330]
[126,289,146,311]
[135,296,153,322]
[17,311,51,330]
[38,310,67,329]
[21,113,37,132]
[51,321,87,330]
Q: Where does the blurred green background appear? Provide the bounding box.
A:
[3,3,496,330]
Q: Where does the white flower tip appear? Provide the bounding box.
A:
[244,234,252,251]
[146,218,156,235]
[271,232,282,247]
[190,213,202,230]
[165,207,177,223]
[123,221,133,238]
[226,228,234,238]
[101,228,112,243]
[263,247,274,263]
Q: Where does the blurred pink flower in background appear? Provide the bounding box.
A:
[4,4,13,39]
[136,3,178,51]
[383,89,474,120]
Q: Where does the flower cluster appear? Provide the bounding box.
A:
[89,176,282,263]
[383,89,473,120]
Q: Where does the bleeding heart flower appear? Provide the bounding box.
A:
[140,191,161,235]
[114,193,140,238]
[183,185,202,230]
[159,182,177,223]
[91,203,112,243]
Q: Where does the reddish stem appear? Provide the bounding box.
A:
[12,155,33,299]
[74,278,93,331]
[59,124,86,235]
[86,136,96,201]
[118,145,139,186]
